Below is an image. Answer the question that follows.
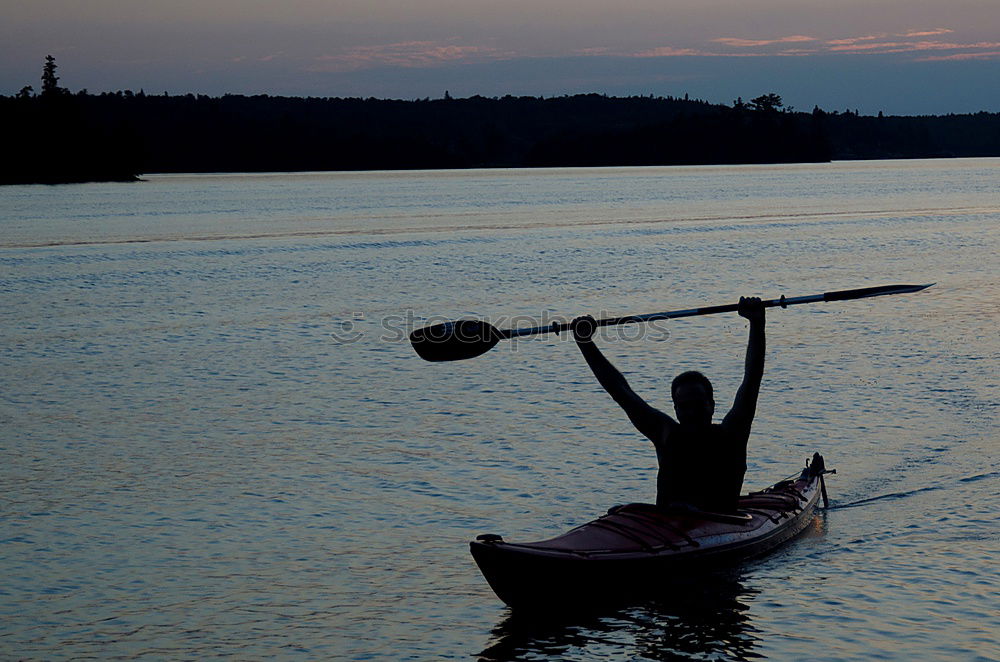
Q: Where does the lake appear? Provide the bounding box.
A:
[1,160,998,660]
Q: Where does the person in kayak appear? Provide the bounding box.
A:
[572,296,765,513]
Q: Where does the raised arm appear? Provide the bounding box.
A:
[572,316,672,443]
[722,296,766,433]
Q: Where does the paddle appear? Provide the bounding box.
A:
[409,283,934,362]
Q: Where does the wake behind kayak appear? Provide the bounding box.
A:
[471,453,832,610]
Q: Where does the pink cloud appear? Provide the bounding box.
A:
[907,40,1000,51]
[828,41,907,52]
[628,46,783,59]
[902,28,954,37]
[302,26,993,73]
[633,46,703,57]
[832,40,1000,55]
[573,47,615,56]
[827,34,888,46]
[312,41,508,72]
[713,35,816,48]
[827,29,954,48]
[708,27,997,61]
[777,48,820,56]
[229,52,286,64]
[917,51,1000,61]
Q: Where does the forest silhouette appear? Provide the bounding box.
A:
[4,56,1000,184]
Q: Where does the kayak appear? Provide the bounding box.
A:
[470,453,831,610]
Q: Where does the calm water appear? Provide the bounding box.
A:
[1,161,998,660]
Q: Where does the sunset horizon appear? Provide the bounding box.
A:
[4,0,1000,115]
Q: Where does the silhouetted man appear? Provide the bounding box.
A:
[572,297,765,513]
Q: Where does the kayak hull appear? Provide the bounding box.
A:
[470,453,828,610]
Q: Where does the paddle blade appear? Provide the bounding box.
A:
[824,283,934,301]
[410,319,503,362]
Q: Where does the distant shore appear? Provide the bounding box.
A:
[4,174,141,185]
[3,92,999,185]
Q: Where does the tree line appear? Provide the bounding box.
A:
[3,56,1000,184]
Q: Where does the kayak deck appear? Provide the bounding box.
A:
[470,453,829,610]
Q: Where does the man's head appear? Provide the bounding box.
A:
[671,370,715,426]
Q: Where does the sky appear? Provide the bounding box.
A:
[3,0,999,115]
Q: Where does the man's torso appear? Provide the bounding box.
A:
[653,421,748,512]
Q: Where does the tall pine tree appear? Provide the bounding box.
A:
[41,54,63,96]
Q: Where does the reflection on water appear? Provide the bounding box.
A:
[480,572,761,661]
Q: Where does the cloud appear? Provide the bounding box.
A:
[303,27,994,76]
[229,52,286,64]
[831,40,1000,55]
[632,46,703,57]
[702,28,998,62]
[828,41,907,53]
[917,51,1000,61]
[629,46,818,59]
[826,34,888,46]
[312,41,509,72]
[713,35,816,48]
[901,28,954,38]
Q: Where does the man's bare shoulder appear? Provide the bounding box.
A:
[719,411,755,443]
[647,410,678,446]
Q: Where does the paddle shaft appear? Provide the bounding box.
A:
[501,284,932,339]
